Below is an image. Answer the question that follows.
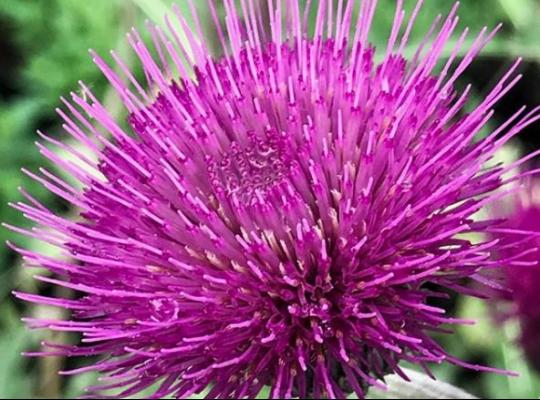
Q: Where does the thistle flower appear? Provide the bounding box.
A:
[7,0,540,398]
[491,180,540,372]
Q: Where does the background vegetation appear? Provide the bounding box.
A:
[1,0,540,398]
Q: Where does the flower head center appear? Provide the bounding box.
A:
[208,132,292,203]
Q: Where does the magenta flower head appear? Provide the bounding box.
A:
[7,0,540,398]
[491,179,540,372]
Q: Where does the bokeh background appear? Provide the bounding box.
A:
[1,0,540,398]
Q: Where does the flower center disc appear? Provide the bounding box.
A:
[208,132,292,204]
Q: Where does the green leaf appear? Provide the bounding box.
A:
[367,368,477,399]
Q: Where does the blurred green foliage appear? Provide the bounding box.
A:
[1,0,540,398]
[0,0,123,264]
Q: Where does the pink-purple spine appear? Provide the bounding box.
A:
[6,0,540,398]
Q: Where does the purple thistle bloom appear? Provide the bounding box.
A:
[6,0,540,398]
[491,180,540,373]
